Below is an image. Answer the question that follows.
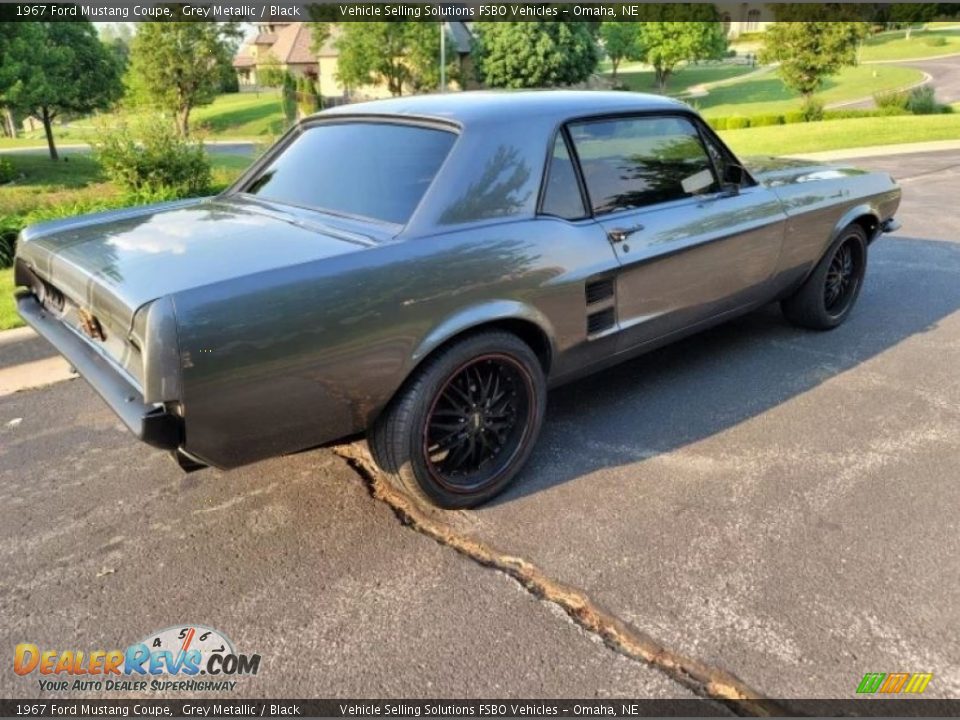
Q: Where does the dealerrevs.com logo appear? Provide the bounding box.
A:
[14,625,261,693]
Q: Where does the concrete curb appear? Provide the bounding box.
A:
[0,326,36,346]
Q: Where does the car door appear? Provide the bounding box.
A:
[567,114,787,352]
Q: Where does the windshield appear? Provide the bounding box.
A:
[242,121,457,225]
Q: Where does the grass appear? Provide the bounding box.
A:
[719,112,960,156]
[860,28,960,62]
[697,65,923,117]
[0,152,254,332]
[0,268,18,330]
[0,91,284,150]
[610,63,757,95]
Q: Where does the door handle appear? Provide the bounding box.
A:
[607,224,644,244]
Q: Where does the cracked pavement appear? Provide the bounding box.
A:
[2,151,959,703]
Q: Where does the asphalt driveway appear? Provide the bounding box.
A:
[1,150,958,704]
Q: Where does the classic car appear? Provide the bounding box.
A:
[14,91,901,508]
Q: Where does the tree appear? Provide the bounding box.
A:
[126,21,241,137]
[99,23,133,73]
[2,23,122,160]
[599,22,642,83]
[759,22,868,114]
[335,22,453,96]
[281,72,297,126]
[473,22,598,89]
[635,21,727,91]
[296,76,321,117]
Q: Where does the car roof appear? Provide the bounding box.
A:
[317,90,691,127]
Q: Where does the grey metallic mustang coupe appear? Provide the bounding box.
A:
[15,91,901,508]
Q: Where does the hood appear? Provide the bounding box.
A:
[17,196,376,331]
[742,155,869,188]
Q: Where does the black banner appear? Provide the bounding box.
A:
[2,1,960,24]
[3,699,960,718]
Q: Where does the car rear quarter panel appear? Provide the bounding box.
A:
[171,219,612,468]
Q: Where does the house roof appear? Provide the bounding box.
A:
[234,21,474,69]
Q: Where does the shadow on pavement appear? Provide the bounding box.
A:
[496,234,960,504]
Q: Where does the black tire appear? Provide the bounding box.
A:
[782,224,868,330]
[369,331,547,509]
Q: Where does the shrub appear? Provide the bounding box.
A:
[0,156,14,184]
[91,115,212,202]
[725,116,750,130]
[906,85,939,114]
[783,111,807,125]
[874,89,910,110]
[281,72,297,126]
[924,35,948,47]
[800,97,824,122]
[709,117,728,131]
[750,114,785,127]
[296,76,321,117]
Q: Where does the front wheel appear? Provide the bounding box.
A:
[369,331,547,509]
[782,224,868,330]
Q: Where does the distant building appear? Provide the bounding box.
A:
[233,22,477,103]
[716,3,775,38]
[232,23,318,87]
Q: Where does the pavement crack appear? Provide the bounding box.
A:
[332,442,788,717]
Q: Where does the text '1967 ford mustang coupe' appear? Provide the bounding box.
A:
[14,91,901,508]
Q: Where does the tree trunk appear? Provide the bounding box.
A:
[656,68,670,92]
[611,58,619,82]
[177,106,191,138]
[41,107,58,161]
[3,108,16,139]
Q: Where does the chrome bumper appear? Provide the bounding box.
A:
[16,291,181,451]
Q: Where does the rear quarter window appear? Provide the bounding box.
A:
[243,122,457,225]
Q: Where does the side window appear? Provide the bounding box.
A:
[540,134,586,220]
[569,116,720,215]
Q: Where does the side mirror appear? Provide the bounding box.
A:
[723,163,745,187]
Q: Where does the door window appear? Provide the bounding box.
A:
[569,116,720,215]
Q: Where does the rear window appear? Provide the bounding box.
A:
[243,122,457,225]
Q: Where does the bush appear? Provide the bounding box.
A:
[924,35,948,47]
[800,97,825,122]
[296,76,321,117]
[783,110,807,125]
[91,115,212,202]
[709,117,728,131]
[750,114,785,127]
[725,116,751,130]
[874,88,910,110]
[0,156,14,185]
[906,85,939,114]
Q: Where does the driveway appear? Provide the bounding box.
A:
[2,151,959,705]
[844,55,960,109]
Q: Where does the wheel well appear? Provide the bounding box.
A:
[429,318,552,375]
[851,214,880,242]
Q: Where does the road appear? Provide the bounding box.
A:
[2,151,959,704]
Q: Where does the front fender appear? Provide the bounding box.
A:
[831,203,880,245]
[409,299,557,371]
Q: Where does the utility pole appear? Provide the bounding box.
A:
[440,21,446,92]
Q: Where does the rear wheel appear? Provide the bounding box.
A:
[782,224,868,330]
[370,331,546,509]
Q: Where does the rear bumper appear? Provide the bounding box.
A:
[16,291,182,451]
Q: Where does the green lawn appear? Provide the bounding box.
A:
[860,28,960,62]
[697,65,923,117]
[0,151,253,331]
[720,112,960,156]
[0,91,284,150]
[0,268,18,330]
[606,63,756,95]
